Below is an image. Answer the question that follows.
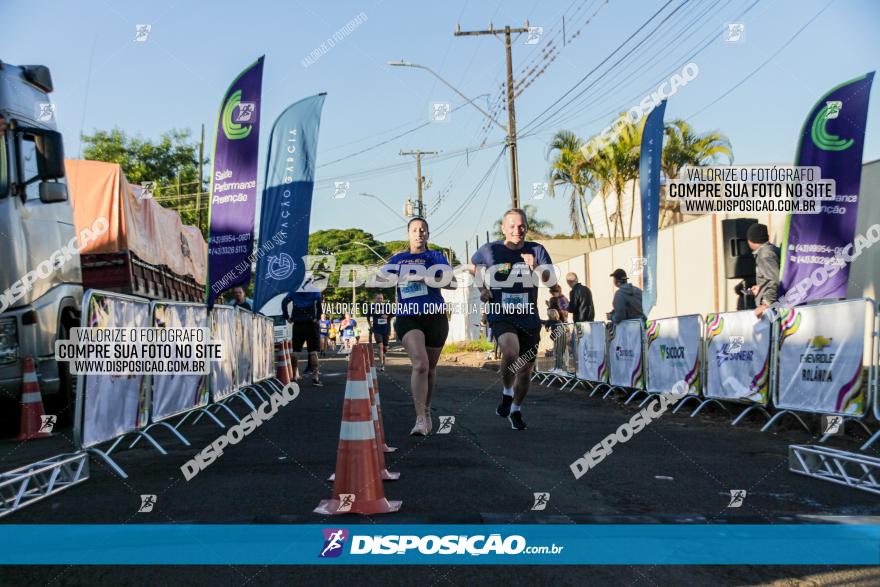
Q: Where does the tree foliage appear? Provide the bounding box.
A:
[81,127,208,236]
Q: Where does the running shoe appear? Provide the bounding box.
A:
[508,412,527,430]
[410,416,429,436]
[312,379,323,387]
[496,394,513,417]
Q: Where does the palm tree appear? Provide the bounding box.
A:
[593,114,644,240]
[661,119,733,225]
[546,130,598,248]
[585,147,616,244]
[492,204,553,240]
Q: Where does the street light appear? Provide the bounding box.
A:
[388,60,507,132]
[359,192,408,223]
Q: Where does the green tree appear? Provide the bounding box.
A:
[81,127,208,236]
[661,119,733,225]
[492,204,553,239]
[309,229,393,306]
[546,130,598,248]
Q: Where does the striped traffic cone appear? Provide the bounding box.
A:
[16,357,52,440]
[361,344,399,480]
[315,345,401,515]
[367,343,396,453]
[275,341,291,385]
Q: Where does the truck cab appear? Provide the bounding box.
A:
[0,61,82,424]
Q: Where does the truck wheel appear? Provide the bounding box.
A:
[48,321,76,427]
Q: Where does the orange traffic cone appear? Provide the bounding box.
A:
[275,341,291,385]
[16,357,52,440]
[361,344,399,480]
[315,345,401,515]
[367,343,396,453]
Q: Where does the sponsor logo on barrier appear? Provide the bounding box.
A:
[799,334,835,382]
[531,492,549,511]
[320,528,348,558]
[715,343,755,367]
[570,384,686,479]
[614,346,634,360]
[727,490,747,508]
[138,495,157,513]
[659,344,686,361]
[180,383,300,481]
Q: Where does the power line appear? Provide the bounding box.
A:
[519,0,683,136]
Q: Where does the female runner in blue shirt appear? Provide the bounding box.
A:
[384,217,457,436]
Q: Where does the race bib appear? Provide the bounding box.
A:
[400,282,428,299]
[377,318,388,325]
[501,292,528,308]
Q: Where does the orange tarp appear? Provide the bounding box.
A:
[65,159,207,285]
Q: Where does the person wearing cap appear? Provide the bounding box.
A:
[746,223,780,318]
[607,268,646,324]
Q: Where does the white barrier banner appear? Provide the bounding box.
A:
[704,310,771,405]
[608,319,644,388]
[645,315,702,395]
[252,315,274,382]
[210,306,237,401]
[80,292,150,448]
[576,322,607,383]
[237,309,254,387]
[150,302,209,421]
[776,300,870,416]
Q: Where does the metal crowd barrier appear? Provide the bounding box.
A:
[538,298,880,452]
[635,314,704,411]
[535,323,577,388]
[73,290,282,478]
[602,319,646,400]
[764,298,878,440]
[690,309,775,426]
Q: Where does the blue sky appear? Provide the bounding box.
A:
[4,0,879,261]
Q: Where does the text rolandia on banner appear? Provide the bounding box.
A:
[645,315,701,395]
[704,311,771,404]
[608,320,644,388]
[254,94,327,312]
[775,299,871,416]
[206,56,265,306]
[780,72,875,301]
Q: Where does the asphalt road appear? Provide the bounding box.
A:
[1,347,879,585]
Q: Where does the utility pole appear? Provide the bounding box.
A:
[198,123,205,231]
[400,149,438,217]
[455,21,529,209]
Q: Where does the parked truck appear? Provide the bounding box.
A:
[0,61,207,431]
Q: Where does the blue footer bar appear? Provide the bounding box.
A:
[1,525,879,565]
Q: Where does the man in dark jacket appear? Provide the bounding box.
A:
[565,273,595,322]
[746,223,780,318]
[607,268,646,324]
